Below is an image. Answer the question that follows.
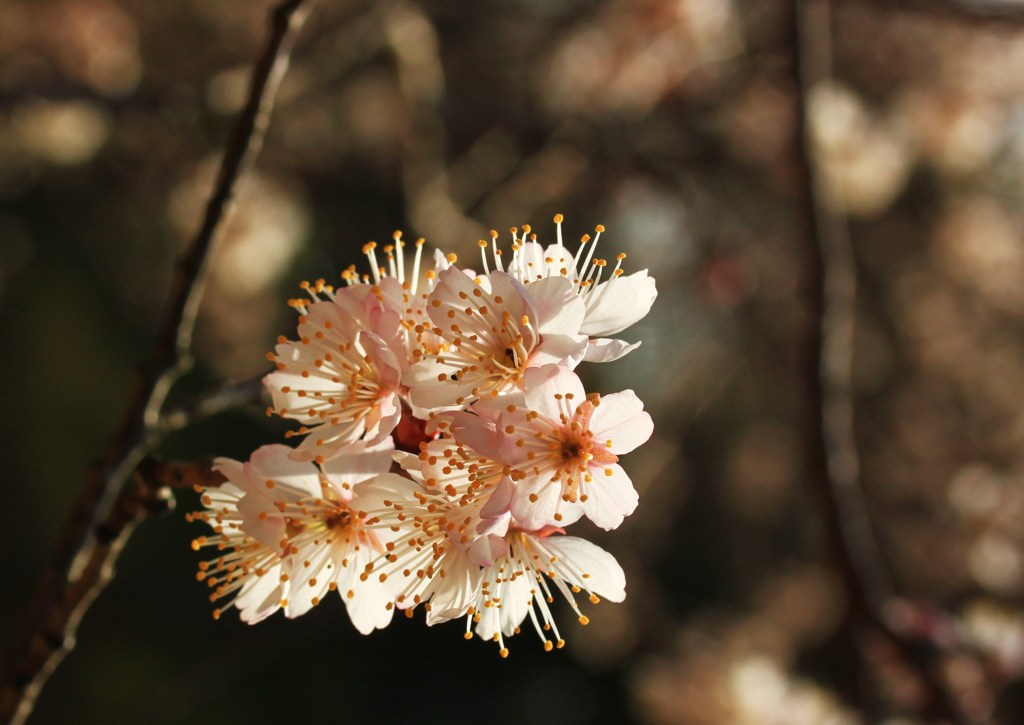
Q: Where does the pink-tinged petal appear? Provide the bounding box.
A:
[357,395,402,449]
[510,474,583,531]
[486,271,533,322]
[581,463,638,530]
[522,365,586,418]
[212,458,248,490]
[320,439,395,493]
[525,276,586,335]
[589,389,654,455]
[528,333,588,368]
[468,533,510,567]
[517,241,577,281]
[476,510,512,540]
[479,476,515,519]
[304,297,362,338]
[581,269,657,337]
[470,389,525,423]
[391,450,425,479]
[247,445,322,499]
[236,493,286,550]
[358,331,404,388]
[541,535,626,602]
[447,411,503,461]
[582,337,642,363]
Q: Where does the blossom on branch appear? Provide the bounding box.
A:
[190,215,656,655]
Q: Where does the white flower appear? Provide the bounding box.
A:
[403,267,589,411]
[187,475,288,624]
[191,217,656,652]
[191,441,405,633]
[462,528,626,657]
[264,234,453,460]
[264,285,406,462]
[479,216,657,362]
[360,465,626,656]
[468,364,653,530]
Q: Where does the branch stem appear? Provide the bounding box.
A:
[788,1,973,721]
[0,3,314,723]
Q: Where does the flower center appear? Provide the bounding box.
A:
[560,440,586,463]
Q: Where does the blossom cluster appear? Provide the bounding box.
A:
[188,216,657,656]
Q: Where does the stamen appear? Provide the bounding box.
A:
[394,230,406,284]
[412,238,425,295]
[362,242,382,284]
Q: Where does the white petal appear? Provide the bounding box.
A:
[541,535,626,602]
[404,358,479,411]
[581,269,657,337]
[479,476,515,519]
[525,276,586,335]
[235,564,287,624]
[510,473,583,531]
[425,551,481,625]
[320,439,395,491]
[247,445,322,499]
[522,365,586,419]
[590,389,654,455]
[338,546,396,634]
[582,337,641,363]
[496,567,535,637]
[236,493,286,550]
[581,463,639,530]
[529,333,588,368]
[447,411,504,461]
[468,533,510,567]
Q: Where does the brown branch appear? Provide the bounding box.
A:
[135,458,228,492]
[0,3,315,723]
[787,1,978,722]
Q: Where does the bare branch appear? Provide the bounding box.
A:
[159,370,269,433]
[0,3,315,723]
[135,458,228,492]
[787,1,979,721]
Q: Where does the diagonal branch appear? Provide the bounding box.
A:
[787,0,977,722]
[0,3,315,723]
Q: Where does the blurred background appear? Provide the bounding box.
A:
[4,0,1024,722]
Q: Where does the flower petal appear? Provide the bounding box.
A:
[590,389,654,455]
[581,463,638,530]
[582,337,641,363]
[581,269,657,336]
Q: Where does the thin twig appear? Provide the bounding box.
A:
[788,1,975,721]
[159,370,270,433]
[0,3,314,723]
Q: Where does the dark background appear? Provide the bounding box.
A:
[3,0,1024,722]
